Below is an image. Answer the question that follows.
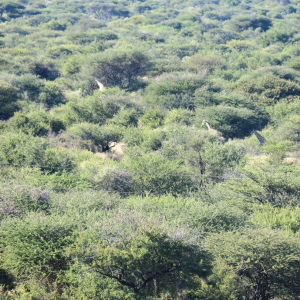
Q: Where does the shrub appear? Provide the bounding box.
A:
[2,74,43,102]
[93,50,150,90]
[9,111,65,136]
[100,166,133,195]
[28,61,59,81]
[0,132,75,173]
[38,82,65,108]
[42,20,68,31]
[0,80,20,120]
[181,55,226,73]
[75,223,210,297]
[0,184,50,220]
[66,91,127,125]
[251,66,300,82]
[206,228,300,300]
[285,57,300,71]
[62,56,83,76]
[76,19,105,31]
[108,108,139,127]
[140,108,164,128]
[196,105,267,139]
[47,46,73,58]
[65,123,122,152]
[224,167,300,207]
[231,75,300,104]
[164,109,194,125]
[225,15,272,32]
[145,73,207,109]
[259,29,292,47]
[0,214,77,295]
[126,152,195,195]
[251,205,300,234]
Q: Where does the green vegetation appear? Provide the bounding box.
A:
[1,0,300,299]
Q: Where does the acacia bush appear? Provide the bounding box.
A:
[2,0,300,298]
[0,214,77,296]
[9,111,65,136]
[38,81,65,108]
[225,15,272,32]
[65,123,123,152]
[140,108,165,128]
[0,80,21,120]
[181,55,227,73]
[28,61,59,81]
[0,184,50,220]
[74,218,211,298]
[196,105,268,139]
[206,228,300,300]
[92,50,150,90]
[126,151,195,195]
[231,75,300,104]
[0,132,75,173]
[224,167,300,207]
[145,73,207,109]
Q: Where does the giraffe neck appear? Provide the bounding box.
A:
[252,130,266,146]
[205,121,214,130]
[95,79,105,91]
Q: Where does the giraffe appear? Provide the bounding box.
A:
[201,119,226,143]
[95,78,105,91]
[201,119,214,130]
[202,120,266,145]
[251,130,266,146]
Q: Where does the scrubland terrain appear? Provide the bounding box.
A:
[1,0,300,299]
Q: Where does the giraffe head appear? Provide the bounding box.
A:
[201,120,208,126]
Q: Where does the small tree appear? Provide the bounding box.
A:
[75,224,211,298]
[224,167,300,207]
[65,123,122,152]
[196,105,268,139]
[93,50,150,90]
[38,82,65,108]
[206,228,300,300]
[0,214,76,295]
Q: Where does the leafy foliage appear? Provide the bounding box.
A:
[1,0,300,298]
[0,80,20,120]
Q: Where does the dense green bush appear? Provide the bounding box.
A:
[0,214,77,296]
[28,61,59,81]
[9,111,65,135]
[0,184,50,220]
[2,0,300,298]
[0,132,75,173]
[145,73,207,109]
[38,81,65,108]
[206,228,300,300]
[92,50,151,90]
[0,80,21,120]
[140,108,164,128]
[126,151,195,195]
[65,123,122,152]
[225,15,272,32]
[181,55,227,73]
[231,75,300,104]
[224,167,300,207]
[164,108,195,125]
[196,105,267,139]
[75,225,210,297]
